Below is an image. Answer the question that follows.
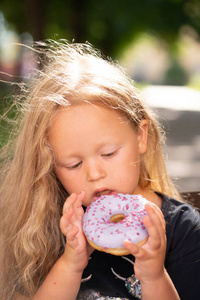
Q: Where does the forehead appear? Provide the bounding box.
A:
[48,103,135,152]
[50,103,128,133]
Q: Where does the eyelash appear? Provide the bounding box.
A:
[102,151,116,157]
[67,151,117,169]
[69,161,82,169]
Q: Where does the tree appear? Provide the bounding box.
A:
[1,0,200,57]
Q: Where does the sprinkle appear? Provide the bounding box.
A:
[82,193,148,250]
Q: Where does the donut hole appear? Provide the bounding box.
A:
[110,214,125,223]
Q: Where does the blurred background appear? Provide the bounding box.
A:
[0,0,200,192]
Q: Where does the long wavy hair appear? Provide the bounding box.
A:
[0,40,181,299]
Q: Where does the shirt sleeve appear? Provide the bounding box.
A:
[163,198,200,300]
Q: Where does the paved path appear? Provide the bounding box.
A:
[143,86,200,193]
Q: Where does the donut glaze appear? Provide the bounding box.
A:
[82,193,149,255]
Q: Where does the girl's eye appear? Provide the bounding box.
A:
[68,161,82,169]
[102,151,116,157]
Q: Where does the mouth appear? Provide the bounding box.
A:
[94,189,115,198]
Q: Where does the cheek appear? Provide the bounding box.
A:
[122,146,141,170]
[114,157,140,184]
[125,166,141,193]
[126,153,141,180]
[126,161,140,181]
[54,168,78,193]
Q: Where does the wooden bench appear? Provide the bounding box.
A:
[181,192,200,212]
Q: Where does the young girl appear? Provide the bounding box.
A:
[0,41,200,300]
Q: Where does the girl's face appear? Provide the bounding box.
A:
[49,103,148,207]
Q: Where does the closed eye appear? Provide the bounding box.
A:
[67,161,82,169]
[102,151,116,157]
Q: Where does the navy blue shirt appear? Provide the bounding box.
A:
[78,195,200,299]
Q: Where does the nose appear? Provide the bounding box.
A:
[86,160,106,182]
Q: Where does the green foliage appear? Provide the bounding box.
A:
[0,83,18,148]
[1,0,200,57]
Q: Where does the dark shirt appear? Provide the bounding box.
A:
[78,194,200,299]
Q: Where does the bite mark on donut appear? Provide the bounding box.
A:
[94,189,114,197]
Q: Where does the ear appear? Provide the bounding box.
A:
[137,119,148,154]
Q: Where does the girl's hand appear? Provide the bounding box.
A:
[60,191,93,273]
[124,203,166,284]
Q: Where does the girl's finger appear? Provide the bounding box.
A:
[145,204,165,234]
[66,226,79,241]
[74,190,86,217]
[150,203,166,232]
[65,226,80,249]
[124,240,145,258]
[60,207,74,235]
[143,204,166,249]
[62,193,77,214]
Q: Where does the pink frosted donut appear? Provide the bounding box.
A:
[82,193,149,255]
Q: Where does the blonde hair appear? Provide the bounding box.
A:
[0,40,180,299]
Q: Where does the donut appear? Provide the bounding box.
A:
[82,193,149,256]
